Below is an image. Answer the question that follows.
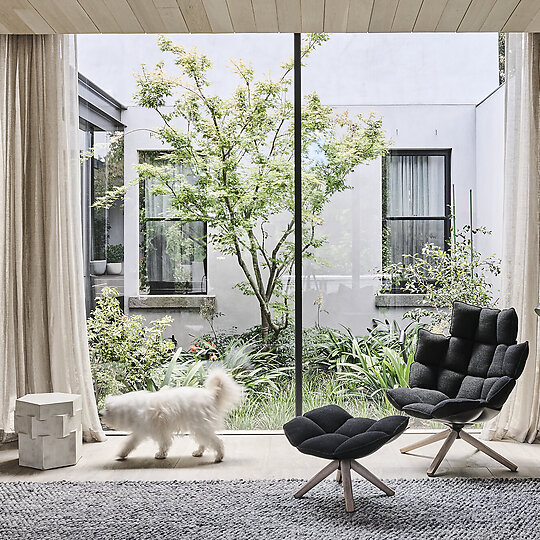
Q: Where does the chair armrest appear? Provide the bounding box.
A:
[503,342,529,379]
[485,376,516,409]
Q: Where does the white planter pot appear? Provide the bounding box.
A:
[91,260,106,275]
[106,262,123,275]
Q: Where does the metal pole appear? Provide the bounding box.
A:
[294,33,302,417]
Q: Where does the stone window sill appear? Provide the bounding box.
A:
[375,293,425,308]
[128,295,215,309]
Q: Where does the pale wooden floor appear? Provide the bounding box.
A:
[0,430,539,482]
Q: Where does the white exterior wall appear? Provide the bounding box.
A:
[78,32,503,345]
[475,85,505,297]
[78,33,499,106]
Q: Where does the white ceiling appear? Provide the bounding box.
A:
[0,0,539,34]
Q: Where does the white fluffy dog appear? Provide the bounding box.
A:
[99,368,243,462]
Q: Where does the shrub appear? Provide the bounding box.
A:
[382,225,501,332]
[87,287,175,405]
[106,244,124,263]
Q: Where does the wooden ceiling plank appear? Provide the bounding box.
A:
[458,0,497,32]
[226,0,256,32]
[177,0,212,32]
[103,0,144,33]
[413,0,447,32]
[25,0,80,33]
[392,0,422,32]
[202,0,233,32]
[13,0,56,33]
[127,0,168,32]
[479,0,519,30]
[0,4,33,33]
[503,0,540,32]
[13,8,55,33]
[157,6,189,31]
[346,0,373,32]
[525,4,540,31]
[369,0,399,32]
[58,0,100,32]
[78,0,123,32]
[324,0,350,32]
[276,0,301,33]
[252,0,278,31]
[154,0,179,6]
[300,0,324,32]
[436,0,472,31]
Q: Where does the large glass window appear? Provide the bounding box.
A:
[139,151,207,295]
[382,150,451,266]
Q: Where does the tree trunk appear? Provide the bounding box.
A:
[260,307,270,339]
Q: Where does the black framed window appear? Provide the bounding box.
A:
[382,149,451,267]
[139,151,207,295]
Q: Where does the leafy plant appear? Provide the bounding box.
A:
[87,287,175,405]
[382,225,501,332]
[313,291,328,328]
[199,298,223,341]
[169,339,290,397]
[107,244,124,263]
[226,371,399,430]
[322,321,417,400]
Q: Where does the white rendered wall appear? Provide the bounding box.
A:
[78,33,499,107]
[474,85,505,299]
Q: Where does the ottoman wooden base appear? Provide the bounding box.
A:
[294,458,394,513]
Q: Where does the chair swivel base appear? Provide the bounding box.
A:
[400,427,518,477]
[294,458,394,513]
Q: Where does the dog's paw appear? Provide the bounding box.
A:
[214,453,224,463]
[192,448,204,457]
[155,452,168,460]
[116,455,128,461]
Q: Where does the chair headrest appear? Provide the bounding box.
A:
[450,301,518,345]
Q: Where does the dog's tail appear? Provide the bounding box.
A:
[205,368,244,414]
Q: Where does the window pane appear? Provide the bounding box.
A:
[386,154,445,217]
[145,163,196,219]
[145,221,207,294]
[385,219,445,265]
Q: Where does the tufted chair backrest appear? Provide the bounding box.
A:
[410,302,529,405]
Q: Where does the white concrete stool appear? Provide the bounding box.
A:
[15,393,82,470]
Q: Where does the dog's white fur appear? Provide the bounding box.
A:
[100,368,243,462]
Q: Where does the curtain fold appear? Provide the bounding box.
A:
[483,33,540,444]
[0,35,105,442]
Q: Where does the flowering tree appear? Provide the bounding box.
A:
[134,34,388,339]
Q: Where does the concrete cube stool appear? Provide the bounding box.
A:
[284,405,409,512]
[15,393,82,470]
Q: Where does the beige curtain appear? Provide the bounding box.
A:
[0,35,105,442]
[483,33,540,443]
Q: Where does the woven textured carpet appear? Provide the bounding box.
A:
[0,478,538,539]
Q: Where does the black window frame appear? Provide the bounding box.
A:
[138,150,208,296]
[382,148,452,290]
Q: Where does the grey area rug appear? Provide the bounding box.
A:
[0,478,539,540]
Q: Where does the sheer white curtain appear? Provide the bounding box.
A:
[0,35,105,442]
[483,33,540,443]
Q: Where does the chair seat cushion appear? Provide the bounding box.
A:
[283,405,408,460]
[387,387,450,408]
[387,387,490,422]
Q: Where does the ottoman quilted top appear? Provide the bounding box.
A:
[283,405,409,460]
